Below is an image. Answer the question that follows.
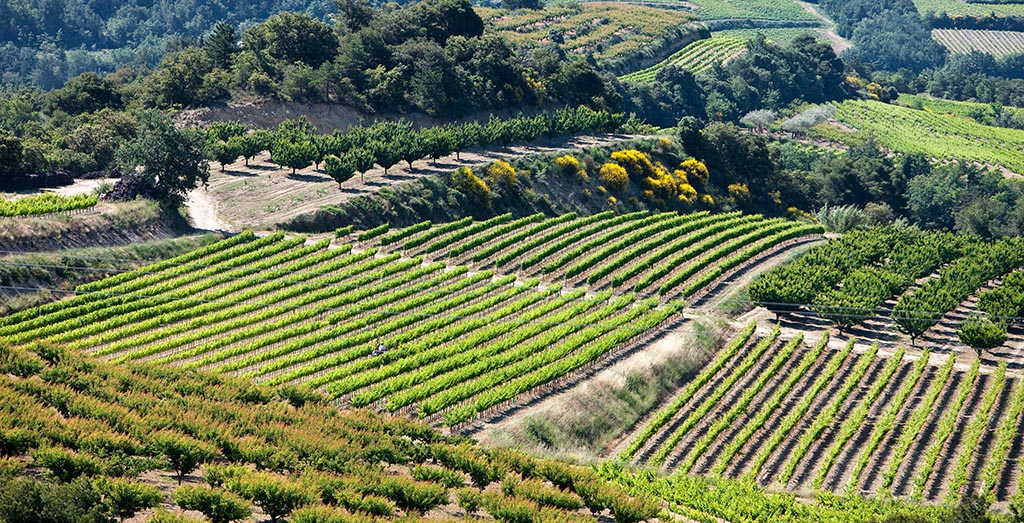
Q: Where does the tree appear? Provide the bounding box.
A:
[958,314,1007,356]
[207,121,247,143]
[205,21,239,69]
[323,154,357,188]
[350,147,376,182]
[234,474,312,523]
[370,141,401,175]
[174,486,251,523]
[422,127,453,164]
[213,140,242,171]
[272,138,317,175]
[0,131,25,184]
[154,433,218,485]
[739,109,776,133]
[101,479,163,522]
[43,72,122,115]
[245,12,338,68]
[115,111,211,205]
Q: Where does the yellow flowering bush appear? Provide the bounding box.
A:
[599,163,629,192]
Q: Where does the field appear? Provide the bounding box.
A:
[812,99,1024,175]
[897,93,1024,123]
[0,192,97,217]
[619,326,1024,504]
[914,0,1024,17]
[668,0,817,21]
[477,3,698,62]
[716,27,824,44]
[619,37,747,83]
[933,29,1024,57]
[0,212,819,428]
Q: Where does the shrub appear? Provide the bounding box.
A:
[958,314,1007,350]
[599,163,628,192]
[32,446,102,483]
[410,464,465,488]
[485,160,517,187]
[553,154,587,180]
[512,478,584,510]
[450,167,492,208]
[100,478,163,521]
[609,149,657,180]
[456,487,482,514]
[153,433,218,484]
[233,473,312,523]
[174,485,251,523]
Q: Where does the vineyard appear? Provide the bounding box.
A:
[0,340,664,523]
[367,210,822,300]
[619,37,747,84]
[0,192,97,217]
[932,29,1024,57]
[619,324,1024,504]
[898,93,1024,124]
[914,0,1024,17]
[478,3,699,62]
[0,212,819,429]
[814,100,1024,174]
[679,0,818,21]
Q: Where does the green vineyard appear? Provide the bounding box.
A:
[932,29,1024,57]
[619,37,747,84]
[0,211,819,428]
[815,100,1024,174]
[0,192,98,217]
[619,326,1024,503]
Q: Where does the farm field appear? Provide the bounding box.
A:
[680,0,817,21]
[368,210,822,301]
[0,212,819,428]
[0,192,97,217]
[619,37,747,84]
[897,93,1024,124]
[619,325,1024,504]
[716,27,824,44]
[933,29,1024,57]
[914,0,1024,17]
[812,99,1024,175]
[477,3,699,63]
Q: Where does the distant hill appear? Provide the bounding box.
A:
[0,0,334,88]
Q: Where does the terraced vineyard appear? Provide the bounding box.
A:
[620,326,1024,503]
[914,0,1024,18]
[814,100,1024,174]
[933,29,1024,57]
[619,37,746,84]
[0,211,818,428]
[682,0,817,21]
[478,3,699,63]
[369,210,822,301]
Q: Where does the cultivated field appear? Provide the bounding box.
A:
[914,0,1024,18]
[812,99,1024,175]
[619,37,747,83]
[0,212,819,428]
[478,3,698,62]
[933,29,1024,57]
[620,326,1024,504]
[673,0,817,21]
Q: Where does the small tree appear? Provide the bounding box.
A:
[114,110,210,206]
[272,139,317,175]
[739,109,776,134]
[212,140,242,171]
[101,479,163,521]
[370,140,401,176]
[350,147,376,183]
[233,474,312,523]
[174,486,251,523]
[323,154,357,188]
[154,433,218,485]
[958,314,1007,357]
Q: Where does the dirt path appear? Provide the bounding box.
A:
[205,134,639,231]
[185,189,228,231]
[795,1,851,55]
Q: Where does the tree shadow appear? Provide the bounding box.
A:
[287,172,332,183]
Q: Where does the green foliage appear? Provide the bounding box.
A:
[323,154,357,188]
[957,314,1007,349]
[114,111,211,205]
[232,473,312,523]
[100,478,163,521]
[154,433,218,484]
[0,193,98,217]
[174,486,251,523]
[32,447,103,483]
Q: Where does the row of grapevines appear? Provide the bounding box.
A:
[945,362,1006,504]
[619,321,757,461]
[0,192,97,216]
[378,220,430,245]
[982,375,1024,496]
[842,350,932,493]
[422,213,513,254]
[710,333,829,476]
[402,217,472,249]
[561,213,696,279]
[776,343,889,485]
[677,334,805,474]
[648,326,781,466]
[470,213,579,263]
[538,212,670,273]
[445,213,546,258]
[879,353,958,491]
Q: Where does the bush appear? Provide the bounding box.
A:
[456,487,482,514]
[31,447,102,483]
[958,314,1007,350]
[485,160,517,187]
[174,485,251,523]
[100,478,163,521]
[599,163,628,193]
[410,464,466,488]
[153,433,218,484]
[450,167,492,208]
[233,473,312,523]
[553,154,587,180]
